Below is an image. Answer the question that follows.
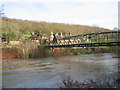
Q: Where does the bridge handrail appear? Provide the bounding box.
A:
[58,31,120,40]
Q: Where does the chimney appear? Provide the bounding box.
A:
[60,32,63,37]
[50,32,54,41]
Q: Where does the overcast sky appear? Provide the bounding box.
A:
[0,0,119,30]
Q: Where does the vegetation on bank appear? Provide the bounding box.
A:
[57,72,119,88]
[1,40,119,59]
[57,61,119,88]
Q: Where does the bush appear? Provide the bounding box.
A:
[57,73,118,88]
[16,40,39,59]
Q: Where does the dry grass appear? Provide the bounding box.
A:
[57,73,118,88]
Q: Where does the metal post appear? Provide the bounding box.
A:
[107,34,108,43]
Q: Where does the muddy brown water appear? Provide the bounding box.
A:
[2,53,118,88]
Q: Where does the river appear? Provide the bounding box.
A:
[2,53,118,88]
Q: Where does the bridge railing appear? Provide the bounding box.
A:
[44,31,120,48]
[55,31,120,45]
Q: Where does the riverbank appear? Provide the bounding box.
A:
[1,46,119,60]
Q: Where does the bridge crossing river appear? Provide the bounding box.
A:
[44,31,120,48]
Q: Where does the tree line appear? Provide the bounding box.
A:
[2,17,110,43]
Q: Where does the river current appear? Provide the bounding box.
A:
[2,53,118,88]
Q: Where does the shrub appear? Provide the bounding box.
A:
[57,73,118,88]
[16,40,39,59]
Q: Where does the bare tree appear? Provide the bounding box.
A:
[92,24,99,27]
[113,27,118,31]
[0,4,5,17]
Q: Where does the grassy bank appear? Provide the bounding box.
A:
[2,41,48,59]
[53,46,119,57]
[1,41,119,60]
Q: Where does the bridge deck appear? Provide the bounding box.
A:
[45,42,120,48]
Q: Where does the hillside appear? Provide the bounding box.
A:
[1,17,110,41]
